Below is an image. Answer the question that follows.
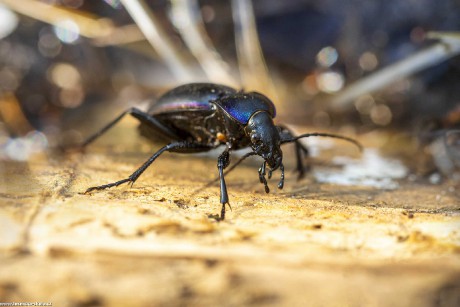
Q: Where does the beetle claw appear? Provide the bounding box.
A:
[219,202,232,221]
[84,178,132,194]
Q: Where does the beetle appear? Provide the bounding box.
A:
[81,83,361,220]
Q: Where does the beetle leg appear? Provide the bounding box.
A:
[217,148,231,220]
[277,125,310,180]
[79,107,180,149]
[200,151,257,191]
[258,161,266,183]
[85,141,210,193]
[293,141,309,180]
[278,163,285,189]
[258,161,270,193]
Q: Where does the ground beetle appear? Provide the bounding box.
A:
[81,83,361,220]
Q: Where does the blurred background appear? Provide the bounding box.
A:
[0,0,459,178]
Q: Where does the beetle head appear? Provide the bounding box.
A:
[246,111,282,170]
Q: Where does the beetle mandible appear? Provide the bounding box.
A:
[81,83,361,220]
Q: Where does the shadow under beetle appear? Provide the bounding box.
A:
[81,83,361,220]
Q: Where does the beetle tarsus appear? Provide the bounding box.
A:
[220,203,226,220]
[278,164,285,189]
[219,202,232,221]
[84,178,132,194]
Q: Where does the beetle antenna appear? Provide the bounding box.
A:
[281,133,363,152]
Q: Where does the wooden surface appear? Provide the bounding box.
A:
[1,123,459,306]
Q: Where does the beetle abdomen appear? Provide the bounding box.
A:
[148,83,237,115]
[150,101,212,114]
